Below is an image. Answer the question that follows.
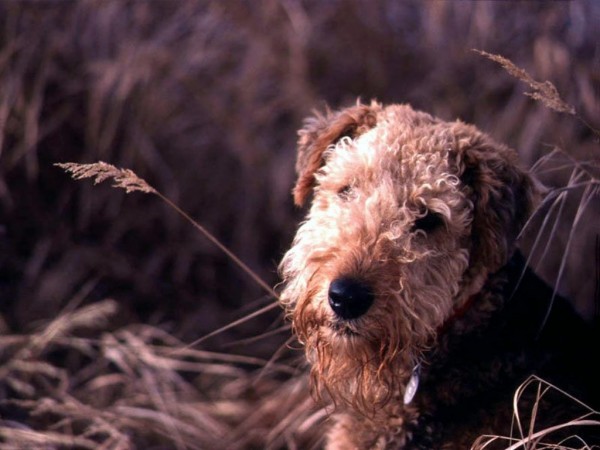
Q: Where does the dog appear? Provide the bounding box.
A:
[279,101,598,449]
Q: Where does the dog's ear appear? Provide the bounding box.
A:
[455,125,538,274]
[293,102,380,206]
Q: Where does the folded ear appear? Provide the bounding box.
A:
[454,124,539,274]
[293,102,381,206]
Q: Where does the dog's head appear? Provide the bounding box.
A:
[279,101,537,412]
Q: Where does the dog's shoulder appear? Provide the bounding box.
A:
[501,250,600,407]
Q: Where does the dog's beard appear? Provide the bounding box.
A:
[297,313,419,417]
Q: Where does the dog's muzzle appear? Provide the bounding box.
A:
[328,277,374,320]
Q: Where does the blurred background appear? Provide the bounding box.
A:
[0,1,598,448]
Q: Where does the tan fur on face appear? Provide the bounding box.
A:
[279,102,536,434]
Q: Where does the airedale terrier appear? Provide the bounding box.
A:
[279,101,598,449]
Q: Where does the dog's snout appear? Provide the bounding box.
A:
[328,277,374,320]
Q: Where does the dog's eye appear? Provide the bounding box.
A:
[337,185,354,200]
[412,211,444,233]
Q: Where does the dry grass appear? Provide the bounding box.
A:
[55,161,277,300]
[54,162,157,195]
[473,376,600,450]
[475,50,576,116]
[0,297,321,449]
[1,1,599,449]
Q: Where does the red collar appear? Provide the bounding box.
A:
[437,294,478,335]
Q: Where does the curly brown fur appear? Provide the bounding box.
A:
[279,101,598,449]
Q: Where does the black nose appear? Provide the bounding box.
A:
[328,277,374,320]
